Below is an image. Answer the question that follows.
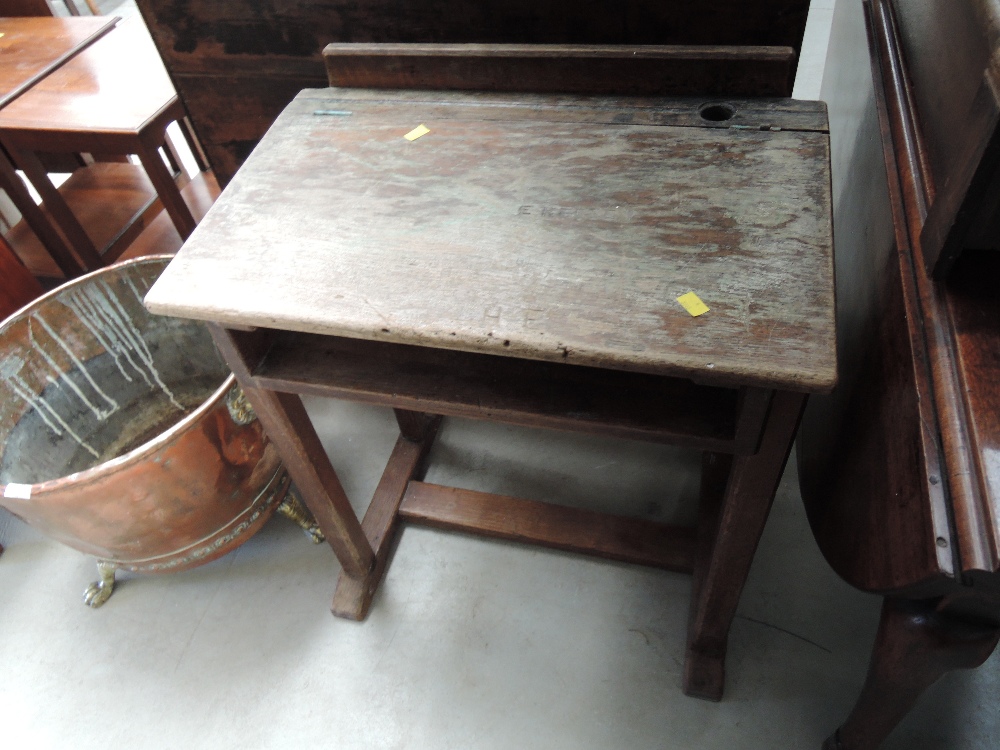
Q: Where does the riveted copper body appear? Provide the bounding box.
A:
[0,256,284,579]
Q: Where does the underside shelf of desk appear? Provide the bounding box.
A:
[252,332,741,451]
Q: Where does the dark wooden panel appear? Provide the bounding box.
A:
[135,0,811,184]
[167,72,326,189]
[796,0,954,596]
[400,481,697,572]
[885,0,1000,274]
[254,332,740,451]
[324,43,796,97]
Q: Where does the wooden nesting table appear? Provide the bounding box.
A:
[0,16,204,276]
[145,88,835,700]
[0,15,119,277]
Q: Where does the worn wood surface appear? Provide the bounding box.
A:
[146,89,835,393]
[135,0,811,184]
[323,43,796,97]
[0,16,117,108]
[399,481,697,572]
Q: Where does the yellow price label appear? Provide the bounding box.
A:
[676,292,710,317]
[403,124,430,141]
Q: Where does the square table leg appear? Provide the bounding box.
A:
[209,325,374,583]
[684,389,808,701]
[332,409,442,619]
[135,135,197,240]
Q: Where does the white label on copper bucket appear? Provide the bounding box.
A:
[3,483,32,500]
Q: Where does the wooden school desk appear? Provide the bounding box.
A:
[145,87,836,701]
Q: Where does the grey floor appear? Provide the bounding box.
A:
[2,1,998,748]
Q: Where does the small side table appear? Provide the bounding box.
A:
[0,16,205,273]
[0,15,119,277]
[146,88,836,701]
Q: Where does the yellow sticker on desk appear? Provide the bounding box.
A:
[677,292,710,317]
[404,124,430,141]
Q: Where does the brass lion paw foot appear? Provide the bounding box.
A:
[83,561,117,608]
[277,489,325,544]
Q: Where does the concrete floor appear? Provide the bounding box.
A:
[2,1,999,748]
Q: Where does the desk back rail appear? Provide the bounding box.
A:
[323,43,797,97]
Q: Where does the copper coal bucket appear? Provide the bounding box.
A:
[0,256,320,606]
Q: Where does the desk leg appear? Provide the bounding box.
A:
[136,138,197,240]
[684,389,807,701]
[332,409,442,620]
[208,326,374,585]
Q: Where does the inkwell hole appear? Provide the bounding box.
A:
[699,103,737,122]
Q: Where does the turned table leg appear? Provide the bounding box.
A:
[684,389,807,700]
[824,597,999,750]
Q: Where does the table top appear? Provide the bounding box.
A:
[0,16,176,135]
[146,88,836,392]
[0,15,118,109]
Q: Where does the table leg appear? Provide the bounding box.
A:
[5,143,103,270]
[178,116,211,173]
[135,138,197,240]
[332,409,442,620]
[684,389,807,701]
[208,325,374,583]
[0,148,83,277]
[824,597,999,750]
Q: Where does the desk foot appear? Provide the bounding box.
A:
[332,414,441,620]
[682,646,725,701]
